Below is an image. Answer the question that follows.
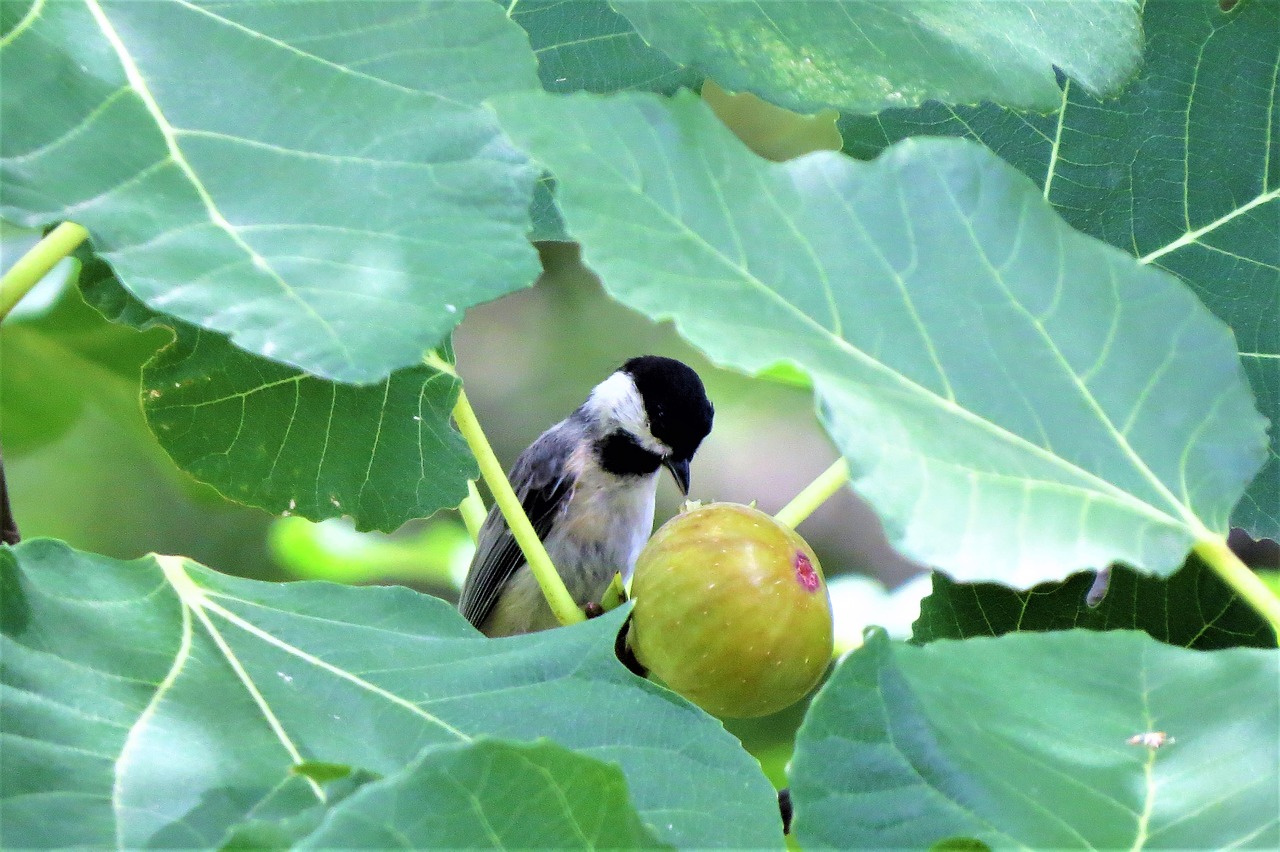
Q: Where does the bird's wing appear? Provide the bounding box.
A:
[458,425,576,629]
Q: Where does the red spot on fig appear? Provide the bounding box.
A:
[795,552,820,592]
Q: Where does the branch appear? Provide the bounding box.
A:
[0,222,89,322]
[426,353,584,627]
[459,480,487,542]
[774,458,849,529]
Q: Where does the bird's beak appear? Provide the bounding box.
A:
[663,457,691,495]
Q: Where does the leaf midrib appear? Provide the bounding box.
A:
[1139,187,1280,265]
[0,0,43,47]
[163,560,471,741]
[1035,6,1280,272]
[84,0,353,370]
[173,0,461,103]
[576,125,1192,533]
[112,580,193,848]
[932,159,1205,534]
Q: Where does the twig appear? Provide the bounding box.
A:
[1,448,19,546]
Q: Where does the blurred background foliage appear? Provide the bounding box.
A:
[2,224,284,579]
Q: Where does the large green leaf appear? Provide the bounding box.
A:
[298,739,665,849]
[492,91,1268,587]
[912,558,1276,650]
[0,539,779,848]
[222,739,667,849]
[504,0,1139,239]
[73,261,474,532]
[841,0,1280,539]
[216,761,380,849]
[611,0,1142,114]
[791,629,1279,849]
[502,0,701,242]
[143,326,473,532]
[0,1,539,383]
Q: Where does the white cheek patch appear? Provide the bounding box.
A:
[587,372,666,453]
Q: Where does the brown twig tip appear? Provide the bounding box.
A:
[1,449,19,546]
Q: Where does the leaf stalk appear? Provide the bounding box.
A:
[774,458,850,528]
[1194,537,1280,645]
[428,354,583,627]
[459,480,487,542]
[0,222,89,322]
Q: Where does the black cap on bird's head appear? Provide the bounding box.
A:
[620,355,714,494]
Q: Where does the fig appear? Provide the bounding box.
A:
[628,502,833,718]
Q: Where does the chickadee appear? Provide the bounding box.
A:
[459,355,714,637]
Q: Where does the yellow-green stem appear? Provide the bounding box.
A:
[427,353,583,627]
[0,222,89,321]
[1194,537,1280,645]
[459,480,487,543]
[774,458,850,529]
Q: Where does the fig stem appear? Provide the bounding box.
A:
[0,221,89,322]
[1194,536,1280,644]
[426,352,585,627]
[458,480,487,543]
[774,458,849,529]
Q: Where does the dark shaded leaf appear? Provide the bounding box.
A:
[507,0,696,95]
[912,556,1276,650]
[79,267,474,531]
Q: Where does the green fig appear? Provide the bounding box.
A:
[629,502,834,718]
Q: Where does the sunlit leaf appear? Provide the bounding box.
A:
[791,629,1280,849]
[493,90,1268,587]
[612,0,1142,114]
[841,0,1280,538]
[0,540,781,848]
[0,1,539,382]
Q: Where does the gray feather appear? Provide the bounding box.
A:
[457,421,577,629]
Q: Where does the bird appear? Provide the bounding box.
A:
[458,355,714,637]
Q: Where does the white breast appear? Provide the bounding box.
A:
[546,450,658,593]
